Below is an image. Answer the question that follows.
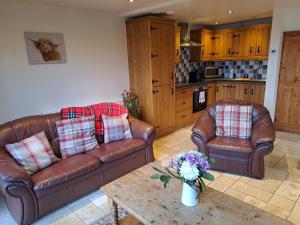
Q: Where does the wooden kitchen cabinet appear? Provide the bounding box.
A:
[191,24,271,61]
[216,82,231,101]
[255,25,271,58]
[249,83,265,104]
[207,82,216,106]
[175,26,181,63]
[175,87,193,125]
[126,16,176,137]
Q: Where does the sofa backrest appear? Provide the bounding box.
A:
[0,113,62,157]
[206,99,270,124]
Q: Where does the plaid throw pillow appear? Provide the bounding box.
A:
[56,115,98,158]
[215,105,253,139]
[5,131,59,175]
[61,103,127,136]
[102,114,132,144]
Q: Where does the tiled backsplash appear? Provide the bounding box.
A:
[175,47,268,83]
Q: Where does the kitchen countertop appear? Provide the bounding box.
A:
[176,78,266,89]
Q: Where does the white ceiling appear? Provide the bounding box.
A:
[17,0,276,25]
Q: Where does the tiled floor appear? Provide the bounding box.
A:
[1,126,300,225]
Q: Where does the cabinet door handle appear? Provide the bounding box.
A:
[171,88,174,95]
[153,90,159,94]
[152,79,159,84]
[251,89,254,95]
[171,73,174,80]
[151,53,158,58]
[257,46,261,53]
[244,89,248,95]
[181,115,186,118]
[181,90,186,94]
[217,86,219,92]
[182,102,186,105]
[176,49,180,56]
[249,47,253,54]
[228,48,231,55]
[150,26,158,31]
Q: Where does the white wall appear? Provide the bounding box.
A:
[0,0,129,123]
[265,0,300,120]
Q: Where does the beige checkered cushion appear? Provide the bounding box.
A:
[5,131,59,175]
[102,114,132,144]
[56,115,98,158]
[215,104,253,139]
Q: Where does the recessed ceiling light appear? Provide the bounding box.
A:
[215,21,219,25]
[128,0,134,2]
[228,10,234,14]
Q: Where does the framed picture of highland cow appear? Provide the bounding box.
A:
[24,32,67,65]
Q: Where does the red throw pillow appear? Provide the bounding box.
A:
[56,115,98,158]
[215,104,253,139]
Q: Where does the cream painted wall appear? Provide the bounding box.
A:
[0,0,129,123]
[265,0,300,120]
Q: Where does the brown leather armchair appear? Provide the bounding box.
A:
[0,113,155,225]
[191,99,275,179]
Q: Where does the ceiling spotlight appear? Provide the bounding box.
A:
[128,0,134,2]
[228,10,234,14]
[215,21,219,25]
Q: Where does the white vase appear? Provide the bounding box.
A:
[181,182,199,207]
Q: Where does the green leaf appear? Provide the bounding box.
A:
[163,181,168,188]
[208,158,216,164]
[151,174,161,179]
[199,178,206,191]
[203,173,214,181]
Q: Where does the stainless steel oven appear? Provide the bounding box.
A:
[204,66,223,79]
[193,86,207,113]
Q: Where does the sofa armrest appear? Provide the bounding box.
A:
[251,113,275,149]
[129,118,155,163]
[0,150,33,188]
[192,110,216,144]
[129,118,155,143]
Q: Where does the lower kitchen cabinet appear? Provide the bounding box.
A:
[215,81,265,104]
[207,82,216,106]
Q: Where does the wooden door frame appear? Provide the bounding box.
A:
[274,30,300,131]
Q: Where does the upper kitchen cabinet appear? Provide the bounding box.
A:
[255,24,271,58]
[126,16,176,136]
[175,26,181,63]
[191,24,271,61]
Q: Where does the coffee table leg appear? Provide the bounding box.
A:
[111,200,119,225]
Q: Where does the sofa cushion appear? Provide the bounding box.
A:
[32,154,100,191]
[207,137,252,159]
[86,139,146,163]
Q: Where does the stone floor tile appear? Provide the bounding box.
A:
[288,203,300,225]
[265,165,289,181]
[51,212,84,225]
[287,168,300,184]
[268,194,295,212]
[275,180,300,201]
[243,196,290,219]
[231,180,273,202]
[33,206,74,225]
[224,187,247,200]
[276,155,300,171]
[265,152,284,167]
[208,174,239,192]
[72,202,105,224]
[239,176,282,193]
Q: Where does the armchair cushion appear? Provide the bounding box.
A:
[215,104,253,139]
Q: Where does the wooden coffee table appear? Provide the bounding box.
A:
[101,162,293,225]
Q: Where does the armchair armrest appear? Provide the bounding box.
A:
[251,113,275,149]
[0,150,33,188]
[129,118,155,143]
[192,110,216,144]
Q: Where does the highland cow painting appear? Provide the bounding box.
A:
[24,32,67,65]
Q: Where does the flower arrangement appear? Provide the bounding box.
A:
[151,151,215,193]
[121,89,143,119]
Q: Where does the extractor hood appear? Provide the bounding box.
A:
[178,23,203,47]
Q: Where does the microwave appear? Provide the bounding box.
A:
[204,66,223,79]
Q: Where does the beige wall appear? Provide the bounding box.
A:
[265,0,300,120]
[0,0,129,123]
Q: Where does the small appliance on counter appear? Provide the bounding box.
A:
[204,66,224,79]
[189,69,203,83]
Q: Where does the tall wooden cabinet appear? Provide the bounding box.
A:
[126,17,176,136]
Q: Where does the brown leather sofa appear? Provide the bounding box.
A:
[0,113,155,225]
[191,99,275,179]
